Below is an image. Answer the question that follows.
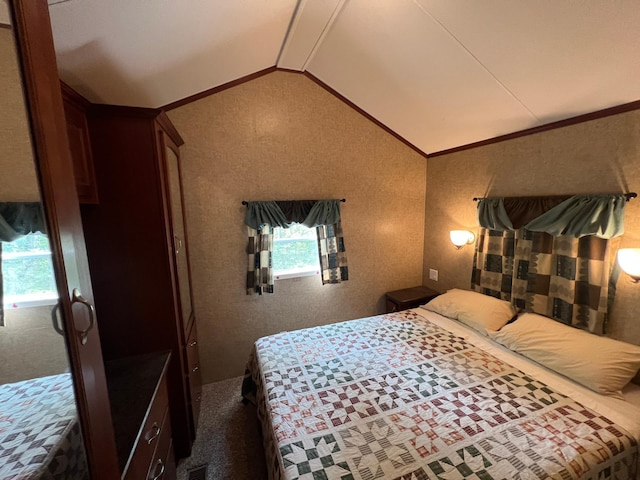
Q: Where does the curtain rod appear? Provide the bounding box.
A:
[472,192,637,202]
[241,199,346,206]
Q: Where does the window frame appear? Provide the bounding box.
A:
[272,224,321,281]
[1,233,58,308]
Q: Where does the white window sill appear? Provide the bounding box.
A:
[275,268,320,280]
[4,293,59,309]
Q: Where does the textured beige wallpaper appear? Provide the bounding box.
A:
[423,109,640,346]
[0,307,70,384]
[0,28,40,201]
[168,71,427,383]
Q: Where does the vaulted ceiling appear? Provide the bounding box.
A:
[48,0,640,155]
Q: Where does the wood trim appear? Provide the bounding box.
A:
[161,64,640,159]
[157,111,184,146]
[161,65,426,158]
[162,66,277,111]
[90,102,163,119]
[160,65,430,157]
[302,71,429,159]
[60,80,92,110]
[62,84,185,146]
[89,103,185,146]
[429,100,640,158]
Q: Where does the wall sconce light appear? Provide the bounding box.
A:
[450,230,475,250]
[618,248,640,283]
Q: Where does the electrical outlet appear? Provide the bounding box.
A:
[429,269,438,281]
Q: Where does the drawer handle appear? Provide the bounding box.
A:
[144,422,161,445]
[149,459,165,480]
[192,365,200,373]
[189,340,197,347]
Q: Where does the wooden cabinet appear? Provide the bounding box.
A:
[60,81,99,204]
[385,286,440,313]
[8,2,184,479]
[8,2,121,478]
[104,353,175,480]
[81,104,199,459]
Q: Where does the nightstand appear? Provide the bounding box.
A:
[385,286,440,313]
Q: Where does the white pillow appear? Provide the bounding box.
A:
[421,288,516,336]
[490,313,640,397]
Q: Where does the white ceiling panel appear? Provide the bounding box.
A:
[49,0,297,107]
[45,0,640,153]
[306,0,538,153]
[417,0,640,123]
[277,0,344,71]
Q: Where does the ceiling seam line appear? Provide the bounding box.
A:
[301,0,347,72]
[276,0,306,67]
[411,0,540,123]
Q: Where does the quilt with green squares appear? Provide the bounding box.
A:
[243,310,638,479]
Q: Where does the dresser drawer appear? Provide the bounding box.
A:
[146,416,174,480]
[124,375,170,480]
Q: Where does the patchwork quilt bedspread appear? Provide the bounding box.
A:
[0,373,87,480]
[243,309,639,480]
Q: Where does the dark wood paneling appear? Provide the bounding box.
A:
[82,106,195,459]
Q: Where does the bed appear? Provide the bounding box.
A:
[0,373,88,480]
[243,291,640,480]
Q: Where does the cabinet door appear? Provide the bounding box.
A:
[61,83,98,204]
[164,141,194,333]
[12,2,120,478]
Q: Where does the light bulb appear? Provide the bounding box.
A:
[618,248,640,282]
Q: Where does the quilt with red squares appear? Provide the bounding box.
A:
[0,373,87,479]
[243,310,638,480]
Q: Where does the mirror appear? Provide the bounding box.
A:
[0,4,89,478]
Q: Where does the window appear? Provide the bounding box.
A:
[273,223,320,280]
[2,232,57,307]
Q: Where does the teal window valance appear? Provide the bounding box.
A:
[477,194,630,239]
[243,201,289,230]
[244,199,343,230]
[0,202,47,243]
[477,198,513,231]
[473,193,636,334]
[243,198,348,294]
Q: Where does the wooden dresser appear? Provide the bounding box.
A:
[106,352,176,480]
[77,104,201,459]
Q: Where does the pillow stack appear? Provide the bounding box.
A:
[422,289,640,397]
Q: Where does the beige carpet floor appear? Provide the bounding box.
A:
[176,376,267,480]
